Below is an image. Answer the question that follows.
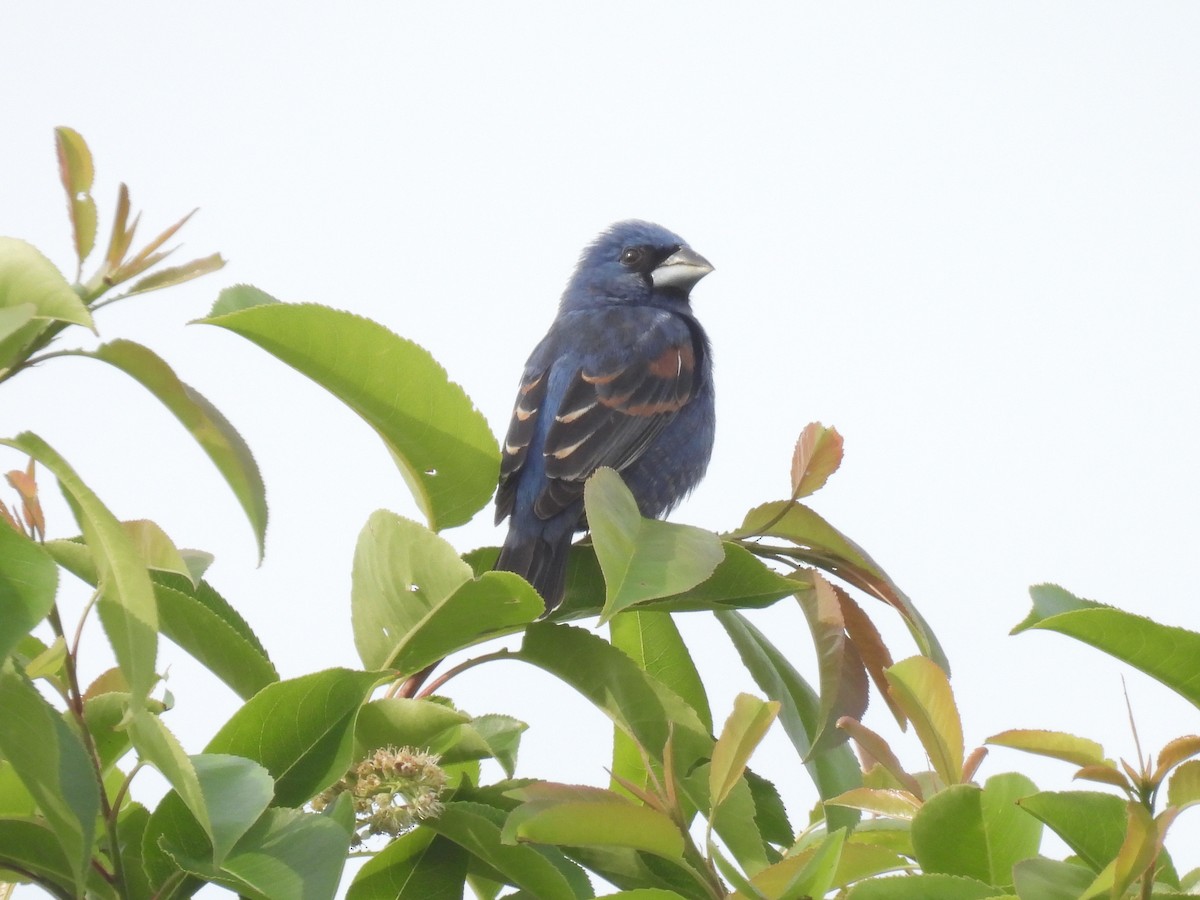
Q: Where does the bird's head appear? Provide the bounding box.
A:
[562,220,713,310]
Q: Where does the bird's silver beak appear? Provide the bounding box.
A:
[651,247,714,290]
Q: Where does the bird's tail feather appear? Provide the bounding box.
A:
[496,531,570,612]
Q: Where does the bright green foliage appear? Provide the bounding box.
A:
[205,668,385,807]
[885,656,964,786]
[0,237,94,372]
[0,661,100,888]
[503,784,686,860]
[164,806,353,900]
[710,694,780,814]
[910,775,1041,887]
[585,467,725,620]
[427,801,581,899]
[846,873,1004,899]
[0,524,57,660]
[5,431,160,703]
[1016,583,1200,710]
[348,828,469,899]
[351,510,542,674]
[199,298,499,532]
[5,126,1200,900]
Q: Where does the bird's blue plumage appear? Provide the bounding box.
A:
[495,221,716,609]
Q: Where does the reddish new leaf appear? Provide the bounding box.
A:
[799,573,868,758]
[837,716,923,798]
[5,459,44,540]
[837,588,904,727]
[790,422,844,498]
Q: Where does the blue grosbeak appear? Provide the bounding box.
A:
[495,220,715,609]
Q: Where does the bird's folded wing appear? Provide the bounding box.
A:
[533,331,696,517]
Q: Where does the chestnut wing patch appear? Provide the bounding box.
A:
[534,340,696,518]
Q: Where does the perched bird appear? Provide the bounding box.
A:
[495,220,716,610]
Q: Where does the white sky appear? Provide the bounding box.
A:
[4,3,1200,892]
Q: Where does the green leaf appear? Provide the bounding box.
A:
[352,510,542,674]
[78,340,267,561]
[355,697,472,756]
[83,692,135,772]
[985,729,1108,768]
[710,694,780,813]
[744,770,793,848]
[3,432,157,701]
[0,817,78,895]
[206,668,384,806]
[885,656,963,786]
[447,714,527,778]
[1015,584,1200,712]
[167,807,351,900]
[348,827,468,900]
[504,783,685,859]
[1167,759,1200,809]
[210,283,283,315]
[707,839,767,898]
[643,542,799,612]
[516,623,767,870]
[129,709,274,867]
[0,525,58,660]
[610,611,712,732]
[1152,735,1200,783]
[44,540,276,701]
[845,873,1001,899]
[199,301,498,530]
[715,610,862,830]
[141,788,208,895]
[0,662,99,890]
[547,541,796,619]
[0,238,94,371]
[732,501,948,670]
[610,610,711,797]
[1017,790,1128,872]
[1011,857,1096,900]
[121,519,194,583]
[776,827,845,900]
[0,238,93,327]
[979,773,1041,888]
[735,839,906,898]
[827,787,921,819]
[351,511,469,666]
[706,770,772,875]
[127,709,215,845]
[191,756,276,870]
[561,845,706,898]
[585,468,724,620]
[0,303,36,348]
[114,802,153,900]
[153,576,278,700]
[122,253,226,297]
[101,182,133,275]
[55,126,97,269]
[0,760,37,816]
[516,623,712,777]
[427,801,577,899]
[911,785,989,882]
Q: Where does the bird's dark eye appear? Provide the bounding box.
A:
[619,247,645,267]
